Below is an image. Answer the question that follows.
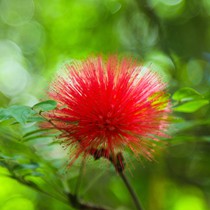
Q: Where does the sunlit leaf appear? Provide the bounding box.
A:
[174,100,209,113]
[33,100,57,112]
[172,87,202,102]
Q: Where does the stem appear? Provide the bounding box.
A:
[118,171,144,210]
[90,149,144,210]
[112,152,144,210]
[74,158,85,196]
[67,193,111,210]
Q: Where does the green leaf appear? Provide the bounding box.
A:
[0,108,11,121]
[172,87,202,102]
[0,106,36,125]
[174,100,209,113]
[23,134,57,142]
[9,106,35,125]
[23,128,55,138]
[0,138,67,202]
[27,116,46,123]
[14,162,39,171]
[33,100,57,112]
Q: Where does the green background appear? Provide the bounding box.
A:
[0,0,210,210]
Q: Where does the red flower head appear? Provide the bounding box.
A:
[45,56,171,165]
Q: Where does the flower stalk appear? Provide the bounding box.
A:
[91,149,144,210]
[118,171,144,210]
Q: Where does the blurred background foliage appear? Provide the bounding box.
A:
[0,0,210,210]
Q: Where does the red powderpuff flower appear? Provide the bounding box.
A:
[45,56,171,164]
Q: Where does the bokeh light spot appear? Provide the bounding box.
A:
[150,0,185,19]
[0,61,30,97]
[0,0,34,26]
[174,195,207,210]
[161,0,183,6]
[2,197,34,210]
[187,59,203,86]
[145,51,174,82]
[0,40,22,62]
[8,21,45,54]
[105,0,121,14]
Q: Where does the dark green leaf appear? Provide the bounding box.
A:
[23,128,55,138]
[30,171,43,177]
[23,134,57,142]
[14,163,39,171]
[33,100,57,112]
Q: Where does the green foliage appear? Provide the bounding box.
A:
[0,128,68,204]
[172,87,203,102]
[173,88,209,113]
[0,105,35,125]
[174,100,209,113]
[22,128,58,142]
[0,0,210,209]
[33,100,57,112]
[0,100,57,125]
